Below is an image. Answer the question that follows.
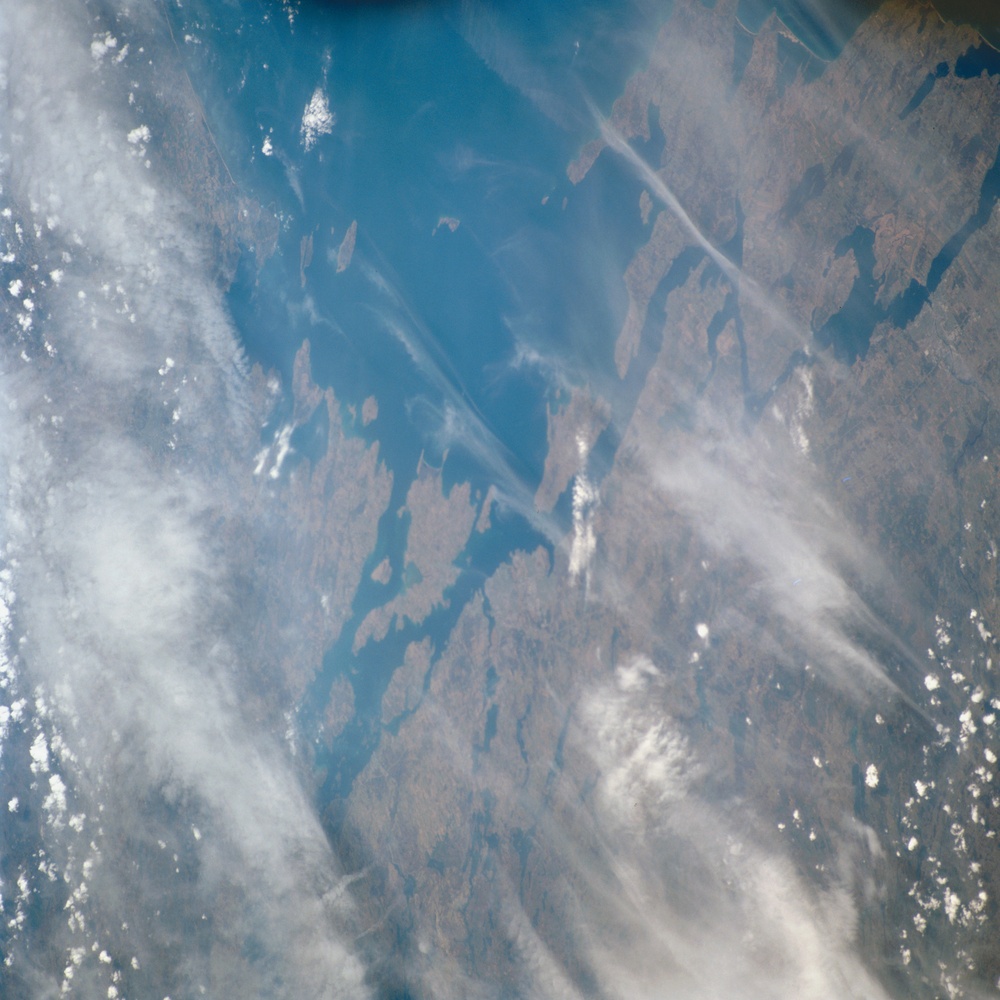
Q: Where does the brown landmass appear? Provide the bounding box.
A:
[380,637,433,725]
[149,17,279,286]
[299,231,314,288]
[336,220,358,273]
[639,188,653,225]
[370,557,392,584]
[534,388,611,513]
[235,340,392,704]
[613,208,691,376]
[326,4,1000,997]
[353,458,478,651]
[130,1,1000,996]
[475,485,496,533]
[324,674,355,745]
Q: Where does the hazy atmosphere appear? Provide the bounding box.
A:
[2,1,1000,998]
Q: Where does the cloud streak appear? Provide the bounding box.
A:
[357,258,573,544]
[645,409,919,699]
[592,103,819,362]
[0,4,367,997]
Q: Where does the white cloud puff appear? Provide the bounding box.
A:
[300,86,334,151]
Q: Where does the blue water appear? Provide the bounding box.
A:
[816,225,878,364]
[956,42,1000,79]
[898,61,949,120]
[890,142,1000,327]
[214,0,661,471]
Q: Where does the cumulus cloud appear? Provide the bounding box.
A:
[301,86,335,152]
[0,3,366,997]
[568,434,598,585]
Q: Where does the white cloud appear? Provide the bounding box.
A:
[545,659,896,1000]
[300,86,334,151]
[0,4,369,997]
[568,434,598,584]
[644,408,915,700]
[459,0,580,130]
[29,731,49,773]
[89,32,117,62]
[582,657,693,829]
[43,771,67,819]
